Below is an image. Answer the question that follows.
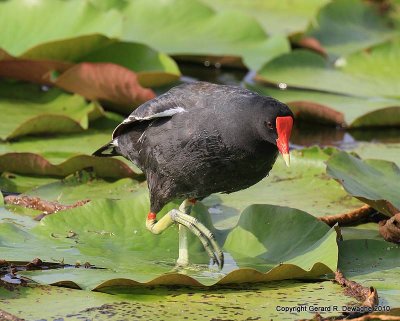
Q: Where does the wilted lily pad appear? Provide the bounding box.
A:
[327,152,400,216]
[53,62,156,111]
[22,37,181,86]
[0,55,72,85]
[79,41,181,88]
[2,37,181,92]
[0,82,103,140]
[0,189,337,288]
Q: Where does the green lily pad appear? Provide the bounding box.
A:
[0,281,360,321]
[327,152,400,216]
[203,147,362,228]
[341,223,382,242]
[1,173,142,222]
[1,54,173,110]
[20,34,115,61]
[257,39,400,99]
[0,189,337,287]
[0,204,38,228]
[18,37,181,88]
[0,172,60,194]
[200,0,330,36]
[0,82,103,140]
[306,0,396,57]
[0,0,289,71]
[79,41,181,88]
[0,115,137,178]
[90,0,129,11]
[352,143,400,166]
[0,0,121,56]
[23,172,142,205]
[120,0,290,70]
[339,239,400,307]
[248,85,400,128]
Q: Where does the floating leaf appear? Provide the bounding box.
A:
[3,146,361,232]
[200,0,330,36]
[54,62,156,111]
[248,84,400,128]
[341,223,382,242]
[0,0,121,56]
[352,143,400,166]
[0,82,103,140]
[0,172,59,194]
[203,147,362,228]
[1,39,180,98]
[0,281,360,320]
[327,151,400,216]
[305,0,396,57]
[24,173,142,205]
[339,239,400,307]
[120,0,290,70]
[1,190,337,288]
[0,0,289,71]
[16,37,181,88]
[79,41,181,88]
[0,115,137,178]
[0,57,72,85]
[257,39,400,99]
[0,154,135,180]
[20,34,115,61]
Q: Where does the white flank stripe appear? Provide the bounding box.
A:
[142,106,186,119]
[122,107,186,123]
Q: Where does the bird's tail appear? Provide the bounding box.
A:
[92,141,119,157]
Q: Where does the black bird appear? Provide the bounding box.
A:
[93,82,294,269]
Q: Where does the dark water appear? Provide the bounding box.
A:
[178,62,400,147]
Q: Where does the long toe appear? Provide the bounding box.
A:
[169,209,224,269]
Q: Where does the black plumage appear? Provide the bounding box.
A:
[94,82,293,213]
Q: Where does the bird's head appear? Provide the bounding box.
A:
[255,98,294,167]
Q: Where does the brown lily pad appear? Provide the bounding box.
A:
[379,213,400,243]
[0,58,71,85]
[54,62,156,112]
[0,153,135,179]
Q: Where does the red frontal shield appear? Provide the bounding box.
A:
[276,116,293,166]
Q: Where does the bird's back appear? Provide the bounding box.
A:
[115,83,280,211]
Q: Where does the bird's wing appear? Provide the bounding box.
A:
[112,82,230,138]
[112,86,189,139]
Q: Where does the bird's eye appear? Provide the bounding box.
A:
[265,121,274,130]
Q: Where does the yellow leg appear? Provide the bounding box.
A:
[145,199,224,269]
